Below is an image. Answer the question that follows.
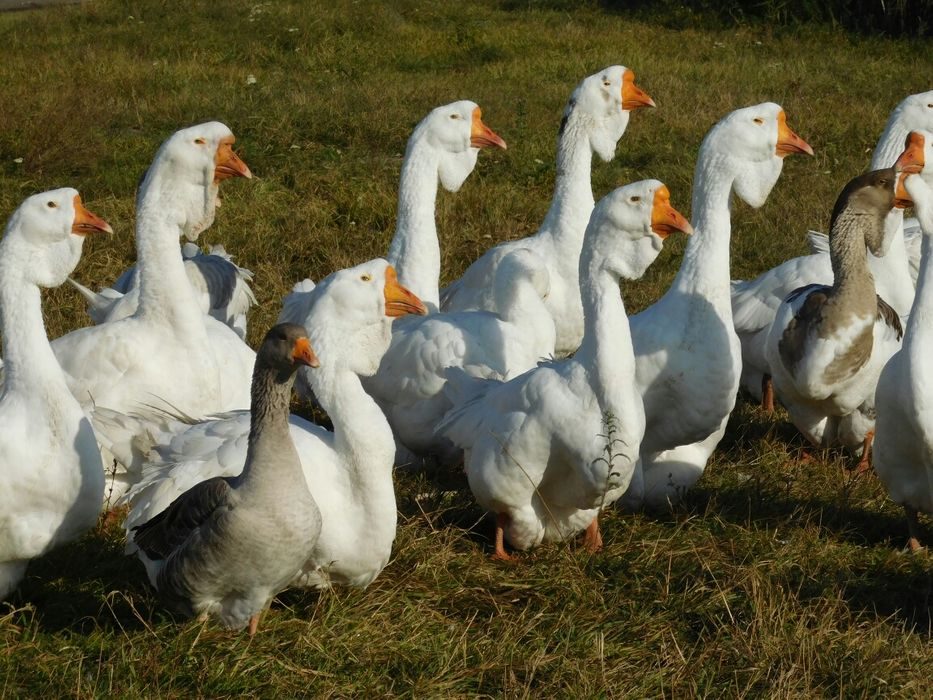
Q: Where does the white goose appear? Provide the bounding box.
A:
[50,122,256,504]
[68,242,257,341]
[130,323,322,634]
[98,259,427,590]
[623,104,814,509]
[732,90,933,407]
[440,66,656,355]
[279,100,506,323]
[874,162,933,550]
[437,181,691,556]
[765,167,914,464]
[0,189,112,599]
[364,247,555,465]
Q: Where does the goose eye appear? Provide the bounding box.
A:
[753,117,764,125]
[927,103,933,109]
[878,179,888,187]
[47,201,58,208]
[630,196,641,203]
[449,114,460,120]
[194,137,206,145]
[360,273,372,282]
[603,80,611,87]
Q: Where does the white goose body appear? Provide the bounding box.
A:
[624,104,813,508]
[69,242,256,341]
[732,90,933,401]
[365,247,554,464]
[102,260,427,590]
[50,123,255,503]
[440,66,655,355]
[765,168,910,450]
[0,190,111,598]
[875,170,933,544]
[438,181,691,553]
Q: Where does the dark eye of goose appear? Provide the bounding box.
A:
[47,201,58,208]
[753,117,764,125]
[630,196,641,203]
[878,179,888,187]
[360,273,372,282]
[194,137,206,145]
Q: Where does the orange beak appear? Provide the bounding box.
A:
[775,111,814,157]
[894,172,913,209]
[651,185,693,238]
[622,69,656,111]
[895,131,925,174]
[291,336,320,368]
[214,137,253,182]
[470,107,507,150]
[384,266,428,317]
[71,195,113,236]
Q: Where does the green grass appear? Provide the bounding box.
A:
[2,0,933,696]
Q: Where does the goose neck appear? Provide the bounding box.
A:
[387,140,441,309]
[670,151,735,302]
[0,256,64,396]
[537,116,596,267]
[575,261,636,416]
[828,212,876,303]
[133,193,207,332]
[237,366,302,488]
[905,234,933,351]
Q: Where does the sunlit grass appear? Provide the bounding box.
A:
[1,0,932,696]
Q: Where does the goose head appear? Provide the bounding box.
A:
[411,100,507,193]
[830,168,907,256]
[138,121,252,240]
[563,65,655,163]
[1,188,111,287]
[890,91,933,135]
[306,259,427,376]
[585,179,692,280]
[256,322,320,383]
[700,103,812,208]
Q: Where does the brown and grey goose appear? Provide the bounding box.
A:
[131,323,321,634]
[764,167,915,467]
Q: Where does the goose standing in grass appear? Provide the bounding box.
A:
[131,323,322,634]
[68,242,257,341]
[440,66,655,355]
[280,100,506,324]
[622,104,814,509]
[0,189,112,599]
[364,247,555,466]
[437,181,692,557]
[50,122,256,504]
[764,168,914,467]
[874,164,933,550]
[732,90,933,408]
[99,259,427,590]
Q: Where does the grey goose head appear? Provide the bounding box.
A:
[829,167,913,256]
[256,322,320,384]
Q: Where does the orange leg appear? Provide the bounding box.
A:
[248,612,260,636]
[853,430,874,474]
[582,516,603,553]
[761,374,775,413]
[905,505,924,553]
[491,512,514,561]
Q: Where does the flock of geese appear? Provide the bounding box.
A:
[2,64,933,635]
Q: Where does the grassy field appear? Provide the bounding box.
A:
[2,0,933,696]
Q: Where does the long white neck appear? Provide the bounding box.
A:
[310,355,396,507]
[134,180,209,337]
[536,115,597,275]
[0,253,66,397]
[669,151,735,309]
[905,234,933,357]
[575,252,637,421]
[870,209,913,317]
[387,139,441,309]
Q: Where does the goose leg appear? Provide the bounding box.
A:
[248,612,261,636]
[491,512,514,561]
[905,505,924,552]
[854,430,874,474]
[761,374,775,413]
[582,516,603,553]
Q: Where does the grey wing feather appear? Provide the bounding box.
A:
[132,477,234,561]
[876,295,904,340]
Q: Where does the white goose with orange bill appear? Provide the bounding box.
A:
[98,259,428,591]
[436,180,692,558]
[0,189,112,599]
[440,66,656,356]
